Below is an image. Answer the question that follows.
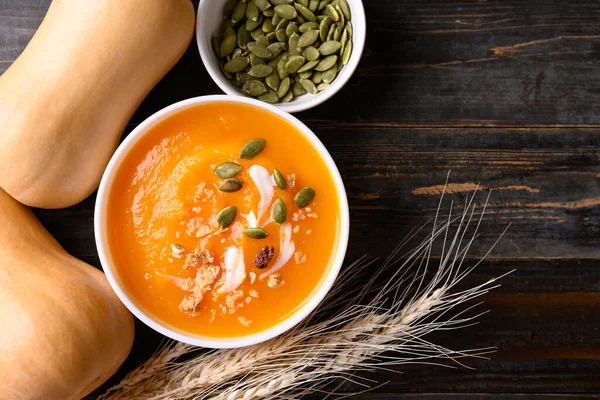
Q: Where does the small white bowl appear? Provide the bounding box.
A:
[95,95,350,348]
[197,0,366,113]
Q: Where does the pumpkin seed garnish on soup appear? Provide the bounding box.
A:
[217,205,238,229]
[240,138,267,159]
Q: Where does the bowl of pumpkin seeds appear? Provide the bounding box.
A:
[197,0,366,113]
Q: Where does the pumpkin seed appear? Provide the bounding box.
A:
[274,4,297,20]
[286,22,299,36]
[231,0,247,23]
[276,18,289,31]
[275,28,288,42]
[265,71,281,90]
[249,64,273,78]
[246,16,261,31]
[324,4,339,21]
[311,70,324,84]
[231,47,243,59]
[240,138,267,159]
[256,35,269,47]
[296,15,307,24]
[271,0,292,4]
[219,178,243,192]
[243,80,268,96]
[319,40,341,55]
[342,39,352,64]
[246,2,259,22]
[298,29,319,47]
[315,55,337,71]
[262,18,275,33]
[254,0,271,11]
[309,0,320,12]
[220,35,237,57]
[288,32,301,55]
[244,227,269,239]
[299,21,319,33]
[337,0,351,20]
[300,78,318,94]
[248,42,272,58]
[213,161,242,179]
[250,53,266,66]
[303,46,320,61]
[217,206,238,229]
[273,168,286,189]
[318,0,331,11]
[299,70,313,79]
[271,199,287,224]
[224,56,250,73]
[298,0,309,6]
[345,20,353,37]
[319,16,332,41]
[236,72,253,86]
[268,53,283,68]
[326,21,336,40]
[251,27,263,40]
[263,8,275,17]
[271,13,282,26]
[220,61,233,79]
[277,77,291,98]
[277,55,289,79]
[280,90,294,102]
[322,63,337,83]
[339,27,349,54]
[237,26,251,49]
[267,42,286,58]
[336,5,345,27]
[294,187,316,208]
[333,25,342,41]
[317,82,330,91]
[295,3,317,21]
[336,54,344,70]
[297,59,319,73]
[292,82,306,96]
[258,90,279,103]
[286,55,306,73]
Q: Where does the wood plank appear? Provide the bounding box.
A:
[4,1,600,127]
[84,258,600,398]
[310,396,600,400]
[34,126,600,260]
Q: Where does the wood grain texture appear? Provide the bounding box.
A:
[1,0,599,398]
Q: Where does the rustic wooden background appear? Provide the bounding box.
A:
[1,0,599,398]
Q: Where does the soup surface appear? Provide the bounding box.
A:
[108,102,340,338]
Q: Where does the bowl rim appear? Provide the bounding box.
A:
[196,0,366,113]
[94,95,350,348]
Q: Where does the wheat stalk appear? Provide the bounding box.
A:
[102,186,509,400]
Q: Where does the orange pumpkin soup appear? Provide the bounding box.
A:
[107,102,340,338]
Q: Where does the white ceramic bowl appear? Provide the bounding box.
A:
[197,0,366,113]
[95,95,350,348]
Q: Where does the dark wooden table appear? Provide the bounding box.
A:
[2,0,600,398]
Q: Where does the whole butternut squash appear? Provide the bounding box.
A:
[0,188,134,399]
[0,0,195,208]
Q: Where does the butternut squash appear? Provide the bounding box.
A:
[0,0,195,208]
[0,188,134,399]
